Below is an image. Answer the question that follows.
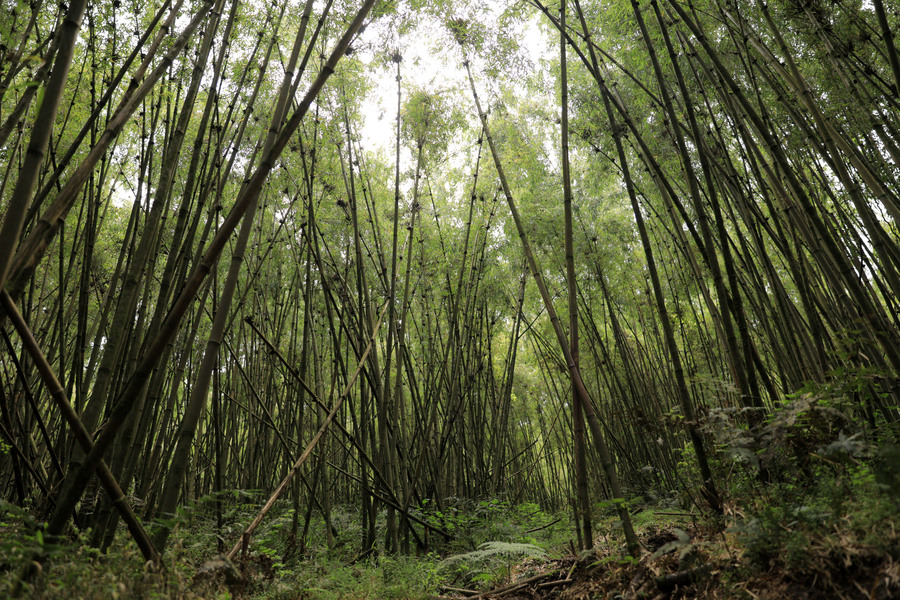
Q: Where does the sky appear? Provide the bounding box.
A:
[354,5,554,159]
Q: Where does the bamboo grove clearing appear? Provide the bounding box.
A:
[0,0,899,597]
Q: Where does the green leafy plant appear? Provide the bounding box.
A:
[439,541,547,588]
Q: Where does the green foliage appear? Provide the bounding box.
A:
[414,498,568,553]
[705,391,900,587]
[401,87,464,157]
[0,500,53,584]
[264,554,440,600]
[441,540,547,565]
[731,459,900,572]
[0,501,231,599]
[439,541,547,588]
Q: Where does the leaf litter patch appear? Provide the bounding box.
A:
[432,519,900,600]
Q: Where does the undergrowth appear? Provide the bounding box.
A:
[2,392,898,599]
[0,493,570,599]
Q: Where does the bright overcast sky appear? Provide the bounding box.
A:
[355,7,553,161]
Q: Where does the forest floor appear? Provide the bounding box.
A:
[2,455,900,599]
[437,508,900,600]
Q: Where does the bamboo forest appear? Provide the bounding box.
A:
[1,0,900,597]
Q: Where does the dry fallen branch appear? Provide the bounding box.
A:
[439,585,480,596]
[654,564,712,592]
[468,568,561,599]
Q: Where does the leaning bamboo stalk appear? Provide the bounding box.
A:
[150,0,289,553]
[665,0,900,376]
[243,314,440,539]
[1,291,160,564]
[0,34,59,149]
[0,0,87,293]
[37,0,379,556]
[227,303,389,560]
[651,0,766,414]
[77,0,227,452]
[630,0,747,397]
[27,0,181,219]
[560,0,593,550]
[458,31,639,553]
[576,0,722,509]
[1,0,214,307]
[871,0,900,116]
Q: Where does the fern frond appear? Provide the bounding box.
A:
[441,541,547,566]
